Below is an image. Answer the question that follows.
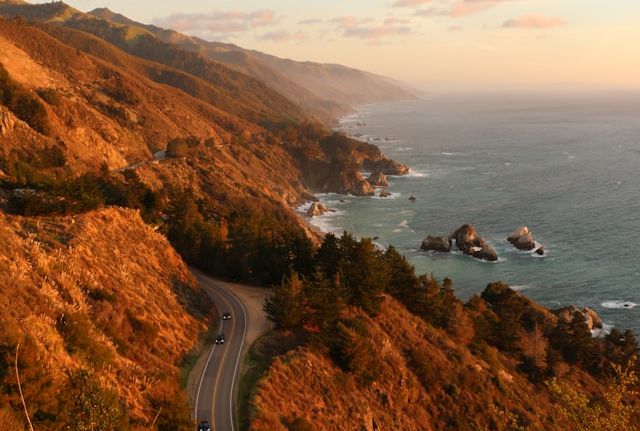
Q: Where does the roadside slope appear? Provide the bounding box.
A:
[0,208,212,430]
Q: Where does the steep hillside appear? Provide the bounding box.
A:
[0,18,312,206]
[250,297,588,430]
[246,234,640,431]
[1,2,415,123]
[0,207,210,430]
[0,1,306,125]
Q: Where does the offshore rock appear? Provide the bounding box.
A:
[451,224,498,262]
[307,202,329,217]
[367,171,389,187]
[507,226,541,252]
[421,235,452,253]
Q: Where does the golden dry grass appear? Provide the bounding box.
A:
[249,296,605,431]
[0,207,209,424]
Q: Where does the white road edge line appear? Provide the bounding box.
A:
[226,288,248,431]
[194,317,223,421]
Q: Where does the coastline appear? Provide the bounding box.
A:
[295,99,640,336]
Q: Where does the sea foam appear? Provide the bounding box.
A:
[601,300,638,310]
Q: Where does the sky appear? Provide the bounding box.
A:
[56,0,640,92]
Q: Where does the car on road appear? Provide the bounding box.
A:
[222,312,232,320]
[198,421,211,431]
[215,334,225,345]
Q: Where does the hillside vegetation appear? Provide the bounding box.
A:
[0,208,211,430]
[248,233,640,431]
[0,1,416,124]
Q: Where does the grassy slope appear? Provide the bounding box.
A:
[249,296,604,431]
[0,207,211,428]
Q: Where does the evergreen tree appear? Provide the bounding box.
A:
[264,272,305,328]
[315,233,341,279]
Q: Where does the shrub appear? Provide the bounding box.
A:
[56,312,113,366]
[0,63,51,135]
[61,369,130,431]
[287,417,314,431]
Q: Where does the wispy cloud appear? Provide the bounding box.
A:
[384,17,412,25]
[153,9,279,40]
[331,16,412,44]
[502,14,567,29]
[393,0,435,7]
[414,0,519,18]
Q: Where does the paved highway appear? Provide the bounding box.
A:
[193,273,248,431]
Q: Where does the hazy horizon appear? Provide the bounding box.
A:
[39,0,640,93]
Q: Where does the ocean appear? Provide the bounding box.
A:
[305,94,640,334]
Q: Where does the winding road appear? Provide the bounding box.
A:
[190,270,272,431]
[193,274,247,431]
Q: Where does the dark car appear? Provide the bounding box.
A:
[215,334,225,345]
[222,312,232,320]
[198,421,211,431]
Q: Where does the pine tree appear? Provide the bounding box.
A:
[263,272,304,328]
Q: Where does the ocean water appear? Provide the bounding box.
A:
[308,94,640,333]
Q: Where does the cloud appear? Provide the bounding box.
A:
[153,9,279,40]
[384,17,412,25]
[393,0,434,7]
[259,30,307,43]
[451,0,513,17]
[502,14,567,29]
[449,25,463,31]
[414,0,519,18]
[331,16,412,44]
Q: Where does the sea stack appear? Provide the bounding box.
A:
[367,171,389,187]
[507,226,544,255]
[307,202,329,217]
[421,235,452,253]
[451,224,498,262]
[421,224,498,261]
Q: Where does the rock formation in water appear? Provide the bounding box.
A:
[507,226,544,255]
[421,235,452,253]
[307,202,329,217]
[367,171,389,187]
[421,224,498,261]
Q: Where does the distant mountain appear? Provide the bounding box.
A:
[89,7,417,122]
[0,1,416,123]
[88,7,417,122]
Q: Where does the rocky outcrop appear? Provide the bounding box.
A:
[421,224,498,261]
[0,109,16,135]
[362,157,410,176]
[472,244,498,262]
[507,226,544,255]
[379,190,391,198]
[348,178,376,196]
[421,235,451,253]
[555,306,603,332]
[367,171,388,187]
[307,202,329,217]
